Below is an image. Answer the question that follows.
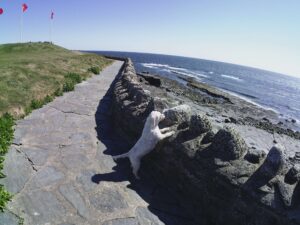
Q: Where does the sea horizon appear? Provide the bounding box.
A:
[90,50,300,127]
[84,50,300,80]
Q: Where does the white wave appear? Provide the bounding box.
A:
[221,74,243,81]
[141,63,188,72]
[171,70,208,78]
[209,71,214,74]
[141,62,209,79]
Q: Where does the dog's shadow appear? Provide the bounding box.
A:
[92,69,194,225]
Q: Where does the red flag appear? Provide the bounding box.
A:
[51,11,54,20]
[22,3,28,12]
[0,8,3,15]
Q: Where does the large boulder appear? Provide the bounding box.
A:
[163,104,191,126]
[210,126,248,161]
[189,114,212,136]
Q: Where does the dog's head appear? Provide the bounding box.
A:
[149,111,165,129]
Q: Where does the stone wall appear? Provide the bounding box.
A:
[111,59,300,225]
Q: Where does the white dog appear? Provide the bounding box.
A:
[113,111,175,179]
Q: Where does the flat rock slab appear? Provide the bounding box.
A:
[0,61,185,225]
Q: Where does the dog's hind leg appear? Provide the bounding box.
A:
[112,152,129,161]
[130,158,141,179]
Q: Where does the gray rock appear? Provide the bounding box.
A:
[245,148,266,164]
[276,178,295,207]
[59,184,89,218]
[90,188,128,213]
[201,130,215,144]
[210,127,248,161]
[190,114,212,135]
[261,145,285,177]
[285,164,300,184]
[163,104,191,126]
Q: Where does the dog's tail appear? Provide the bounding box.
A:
[112,152,129,161]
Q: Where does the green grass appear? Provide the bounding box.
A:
[0,113,14,211]
[0,113,14,156]
[0,42,112,212]
[0,42,112,117]
[88,66,100,75]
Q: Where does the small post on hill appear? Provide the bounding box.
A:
[20,3,28,43]
[50,11,54,44]
[20,7,23,42]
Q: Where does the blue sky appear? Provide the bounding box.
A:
[0,0,299,77]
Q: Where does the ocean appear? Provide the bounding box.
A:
[91,51,300,123]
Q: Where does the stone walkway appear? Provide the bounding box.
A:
[0,61,191,225]
[0,61,162,225]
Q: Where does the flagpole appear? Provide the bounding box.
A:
[50,17,53,43]
[20,7,23,43]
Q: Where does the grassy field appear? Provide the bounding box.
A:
[0,42,112,211]
[0,42,112,117]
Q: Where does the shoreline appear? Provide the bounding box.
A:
[139,71,300,139]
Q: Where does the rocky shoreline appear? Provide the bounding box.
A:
[111,58,300,225]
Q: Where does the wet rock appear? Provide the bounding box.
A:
[210,127,248,161]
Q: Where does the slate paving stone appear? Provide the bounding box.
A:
[135,207,164,225]
[102,218,139,225]
[61,153,90,170]
[21,146,49,166]
[59,184,90,219]
[0,210,20,225]
[76,170,98,192]
[0,147,35,194]
[30,166,64,188]
[90,188,128,213]
[19,190,66,224]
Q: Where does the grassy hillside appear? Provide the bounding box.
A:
[0,42,112,117]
